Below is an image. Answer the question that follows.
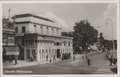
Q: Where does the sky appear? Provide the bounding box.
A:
[2,3,117,40]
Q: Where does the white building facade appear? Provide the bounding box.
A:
[13,13,73,61]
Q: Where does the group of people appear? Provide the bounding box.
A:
[46,55,56,63]
[106,50,117,66]
[28,55,37,62]
[62,53,71,61]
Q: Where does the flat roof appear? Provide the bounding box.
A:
[13,13,55,23]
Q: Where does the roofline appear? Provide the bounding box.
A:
[12,13,55,23]
[24,33,73,39]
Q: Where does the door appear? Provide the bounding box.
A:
[57,49,60,58]
[32,49,36,60]
[26,49,30,60]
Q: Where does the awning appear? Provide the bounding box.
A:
[4,46,19,55]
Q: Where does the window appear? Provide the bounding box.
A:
[52,28,54,35]
[42,49,44,58]
[68,41,71,46]
[15,27,18,33]
[22,26,25,33]
[64,43,66,46]
[46,27,49,35]
[26,49,30,59]
[35,40,37,45]
[34,25,36,27]
[41,26,43,34]
[56,29,58,35]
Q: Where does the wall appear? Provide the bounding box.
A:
[15,16,62,36]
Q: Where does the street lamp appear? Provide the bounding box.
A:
[106,18,115,50]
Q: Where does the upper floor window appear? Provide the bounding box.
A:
[34,25,36,27]
[22,26,25,33]
[41,26,43,34]
[15,27,18,33]
[68,41,71,46]
[46,27,49,35]
[54,42,61,46]
[52,28,54,35]
[64,42,66,46]
[56,29,59,35]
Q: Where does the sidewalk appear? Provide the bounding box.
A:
[3,59,61,69]
[93,63,117,74]
[69,54,84,66]
[92,53,117,74]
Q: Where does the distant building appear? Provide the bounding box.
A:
[13,13,73,61]
[98,33,104,49]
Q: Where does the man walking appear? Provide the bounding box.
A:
[14,55,18,65]
[87,58,91,67]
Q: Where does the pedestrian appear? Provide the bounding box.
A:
[46,55,48,61]
[82,55,84,60]
[49,59,52,63]
[53,55,56,61]
[109,55,113,66]
[14,55,18,65]
[113,58,117,65]
[87,58,91,67]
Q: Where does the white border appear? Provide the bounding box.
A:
[0,0,118,3]
[0,0,119,77]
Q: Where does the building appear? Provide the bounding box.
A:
[13,13,73,61]
[2,18,15,46]
[2,18,19,61]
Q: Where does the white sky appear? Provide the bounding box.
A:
[2,3,117,40]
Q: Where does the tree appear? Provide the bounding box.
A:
[61,32,68,36]
[61,31,74,37]
[73,20,98,54]
[68,31,74,37]
[2,18,14,29]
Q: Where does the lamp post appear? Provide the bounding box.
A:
[106,18,115,50]
[8,9,11,21]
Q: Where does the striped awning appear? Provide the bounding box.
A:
[4,46,19,55]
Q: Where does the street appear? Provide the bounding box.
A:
[3,52,117,74]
